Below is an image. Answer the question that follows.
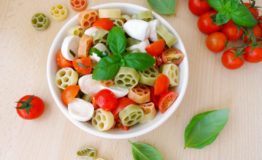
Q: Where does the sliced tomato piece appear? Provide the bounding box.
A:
[73,57,92,75]
[93,89,118,111]
[146,39,166,57]
[150,88,160,109]
[154,74,170,96]
[56,49,73,68]
[93,18,114,31]
[61,85,80,105]
[158,91,178,113]
[113,97,135,120]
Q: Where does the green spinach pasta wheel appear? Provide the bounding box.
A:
[119,104,144,127]
[70,26,84,37]
[157,25,177,48]
[114,67,140,89]
[161,63,179,87]
[139,67,159,86]
[50,4,68,21]
[128,85,150,104]
[55,67,78,90]
[92,109,115,131]
[113,18,126,27]
[93,29,108,44]
[77,146,97,159]
[140,102,157,123]
[132,11,153,21]
[31,13,50,31]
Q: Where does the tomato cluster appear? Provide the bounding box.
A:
[189,0,262,70]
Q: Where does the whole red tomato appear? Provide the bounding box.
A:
[16,95,45,120]
[206,32,227,53]
[222,21,244,41]
[198,11,222,34]
[188,0,211,16]
[93,89,118,111]
[244,25,262,43]
[243,46,262,63]
[221,49,244,70]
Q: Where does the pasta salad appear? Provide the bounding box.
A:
[54,8,184,132]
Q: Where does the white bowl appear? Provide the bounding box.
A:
[47,3,189,139]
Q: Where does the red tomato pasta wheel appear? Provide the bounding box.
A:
[70,0,88,12]
[79,10,98,29]
[128,85,150,104]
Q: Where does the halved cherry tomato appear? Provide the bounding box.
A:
[56,49,72,68]
[146,39,166,57]
[244,2,259,20]
[154,74,170,96]
[243,46,262,63]
[244,25,262,43]
[16,95,45,120]
[222,21,244,41]
[198,11,222,34]
[113,97,135,120]
[73,57,92,75]
[161,48,184,65]
[70,0,88,12]
[93,18,114,31]
[158,91,178,113]
[221,49,244,70]
[93,89,118,111]
[150,88,160,108]
[61,85,80,105]
[188,0,211,16]
[206,32,227,53]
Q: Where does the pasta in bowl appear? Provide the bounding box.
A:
[47,3,189,139]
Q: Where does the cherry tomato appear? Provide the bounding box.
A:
[198,11,222,34]
[61,85,80,105]
[16,95,45,120]
[188,0,211,16]
[73,57,92,75]
[158,91,178,113]
[206,32,227,53]
[221,49,244,70]
[93,89,118,111]
[70,0,88,11]
[244,25,262,43]
[93,18,114,31]
[56,49,72,68]
[154,74,170,96]
[259,17,262,29]
[150,88,160,108]
[146,39,166,57]
[244,2,259,19]
[243,46,262,63]
[222,21,244,41]
[113,97,135,120]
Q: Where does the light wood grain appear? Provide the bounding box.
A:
[1,0,262,159]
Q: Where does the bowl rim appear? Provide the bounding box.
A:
[47,2,189,139]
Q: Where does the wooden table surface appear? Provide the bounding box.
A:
[1,0,262,159]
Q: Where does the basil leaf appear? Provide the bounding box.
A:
[90,47,107,57]
[185,108,229,149]
[147,0,176,15]
[231,5,257,27]
[214,12,230,25]
[207,0,224,11]
[92,55,121,80]
[131,142,163,160]
[123,53,155,71]
[107,27,127,55]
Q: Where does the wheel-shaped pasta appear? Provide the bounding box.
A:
[92,109,115,131]
[114,67,140,89]
[128,85,150,104]
[161,63,179,87]
[79,10,98,29]
[70,0,88,12]
[78,35,93,57]
[98,9,121,19]
[113,18,126,27]
[139,102,157,123]
[119,104,144,127]
[157,25,177,48]
[132,11,153,22]
[50,4,68,21]
[31,13,50,31]
[127,40,149,53]
[139,67,159,86]
[77,146,97,159]
[93,29,108,44]
[55,67,78,89]
[69,26,84,37]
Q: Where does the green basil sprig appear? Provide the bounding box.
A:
[92,27,155,80]
[147,0,176,15]
[130,142,163,160]
[208,0,257,27]
[184,108,229,149]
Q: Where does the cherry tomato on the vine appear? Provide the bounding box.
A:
[244,25,262,43]
[244,2,259,20]
[243,46,262,63]
[188,0,211,16]
[221,49,244,70]
[206,32,227,53]
[198,11,222,34]
[222,21,244,41]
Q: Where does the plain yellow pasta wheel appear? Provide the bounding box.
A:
[92,109,115,131]
[50,4,68,21]
[55,67,78,89]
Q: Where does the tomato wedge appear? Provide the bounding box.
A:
[158,91,178,113]
[61,85,80,105]
[56,49,72,68]
[113,97,135,120]
[154,74,170,96]
[93,18,114,31]
[73,57,92,75]
[146,39,166,57]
